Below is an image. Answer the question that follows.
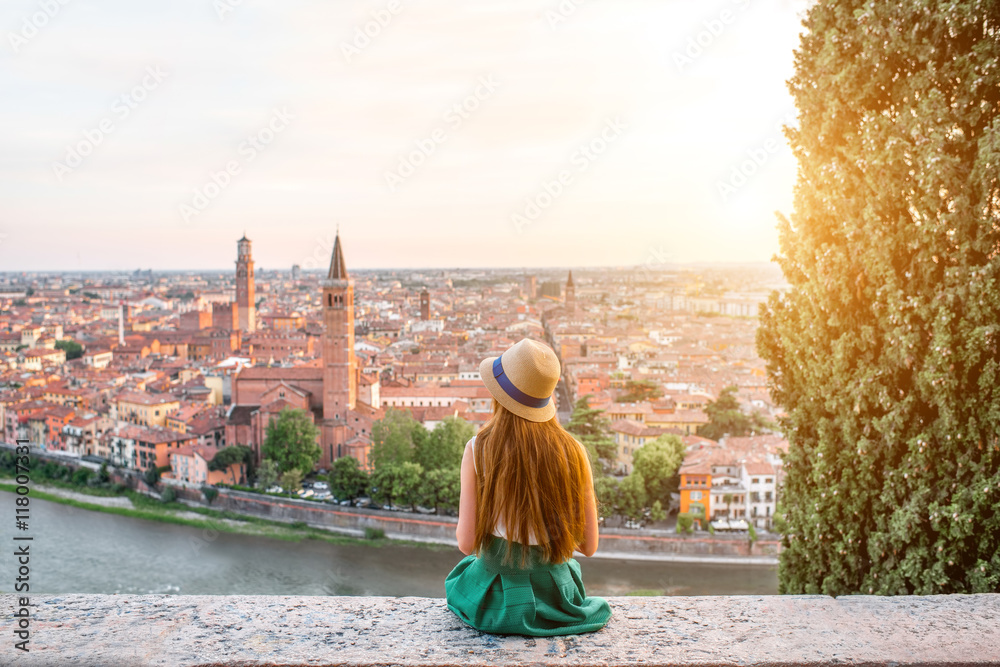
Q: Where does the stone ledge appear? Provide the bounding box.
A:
[7,594,1000,666]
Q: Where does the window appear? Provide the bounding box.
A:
[690,491,703,501]
[752,478,759,484]
[765,478,773,484]
[765,491,773,502]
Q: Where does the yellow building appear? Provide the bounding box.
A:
[609,419,676,474]
[646,408,709,435]
[115,391,180,427]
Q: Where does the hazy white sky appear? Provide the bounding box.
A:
[0,0,810,271]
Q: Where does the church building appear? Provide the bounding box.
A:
[225,234,378,470]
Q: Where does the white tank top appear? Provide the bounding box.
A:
[468,436,540,545]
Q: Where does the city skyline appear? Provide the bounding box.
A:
[2,0,809,271]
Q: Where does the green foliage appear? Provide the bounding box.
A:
[418,468,461,513]
[328,456,370,503]
[94,463,111,484]
[413,416,474,472]
[676,513,694,534]
[594,476,620,519]
[619,472,647,522]
[364,527,385,540]
[632,434,685,508]
[748,523,758,544]
[161,487,177,504]
[209,445,252,484]
[54,339,84,360]
[261,408,321,474]
[255,459,280,490]
[565,396,617,471]
[618,379,663,403]
[279,468,304,495]
[369,407,422,470]
[708,522,715,535]
[370,462,423,509]
[201,486,219,504]
[756,0,1000,596]
[649,499,666,523]
[698,385,771,441]
[69,467,90,485]
[91,462,111,486]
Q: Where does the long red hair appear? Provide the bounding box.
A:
[473,400,592,565]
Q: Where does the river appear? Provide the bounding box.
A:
[3,493,778,597]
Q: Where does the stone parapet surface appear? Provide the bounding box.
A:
[7,593,1000,666]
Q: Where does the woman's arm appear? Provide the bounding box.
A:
[576,445,600,558]
[455,439,478,555]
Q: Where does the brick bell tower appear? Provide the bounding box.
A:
[235,234,256,332]
[321,233,357,463]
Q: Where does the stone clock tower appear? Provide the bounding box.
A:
[235,235,256,332]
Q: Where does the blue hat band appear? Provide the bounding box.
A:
[493,357,551,409]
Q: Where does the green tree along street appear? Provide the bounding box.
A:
[756,1,1000,595]
[370,462,423,510]
[698,385,771,441]
[594,476,620,520]
[565,396,617,471]
[618,472,647,523]
[279,469,304,496]
[631,434,685,508]
[413,416,474,472]
[418,468,461,514]
[255,459,280,491]
[328,456,369,504]
[370,409,474,472]
[369,407,422,469]
[54,339,84,360]
[261,408,321,474]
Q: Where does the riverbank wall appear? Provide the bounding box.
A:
[5,444,781,563]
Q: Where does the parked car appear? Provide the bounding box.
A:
[265,486,283,494]
[297,489,314,499]
[313,481,330,491]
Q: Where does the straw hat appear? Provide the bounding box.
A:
[479,339,559,422]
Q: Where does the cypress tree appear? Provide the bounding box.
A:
[757,0,1000,595]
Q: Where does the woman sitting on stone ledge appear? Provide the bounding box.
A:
[446,339,612,636]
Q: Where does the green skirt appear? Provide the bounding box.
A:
[445,537,611,636]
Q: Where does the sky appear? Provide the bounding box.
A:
[0,0,811,272]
